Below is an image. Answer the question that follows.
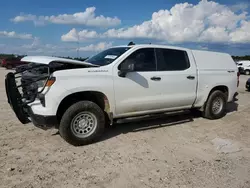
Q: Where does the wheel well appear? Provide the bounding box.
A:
[200,85,229,111]
[56,91,110,123]
[208,85,229,100]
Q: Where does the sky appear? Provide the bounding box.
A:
[0,0,250,57]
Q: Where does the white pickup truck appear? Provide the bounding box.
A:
[5,44,239,146]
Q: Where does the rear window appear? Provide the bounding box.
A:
[156,48,190,71]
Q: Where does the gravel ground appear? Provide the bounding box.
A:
[0,68,250,188]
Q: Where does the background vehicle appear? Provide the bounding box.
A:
[1,57,27,69]
[237,60,250,75]
[5,44,238,146]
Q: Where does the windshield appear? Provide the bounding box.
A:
[85,47,131,66]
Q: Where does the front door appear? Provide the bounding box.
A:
[113,48,164,116]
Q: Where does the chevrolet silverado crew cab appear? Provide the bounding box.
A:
[5,44,238,146]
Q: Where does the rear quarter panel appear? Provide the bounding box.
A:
[192,50,238,107]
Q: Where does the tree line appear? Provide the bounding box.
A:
[232,55,250,61]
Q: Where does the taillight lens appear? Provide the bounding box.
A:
[2,59,6,66]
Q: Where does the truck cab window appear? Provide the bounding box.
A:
[156,48,190,71]
[119,48,156,71]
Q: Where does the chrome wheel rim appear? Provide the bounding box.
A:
[70,112,97,138]
[212,97,223,115]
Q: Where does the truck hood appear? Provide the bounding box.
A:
[21,56,98,67]
[16,56,100,101]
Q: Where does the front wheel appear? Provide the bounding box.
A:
[59,101,105,146]
[202,90,227,120]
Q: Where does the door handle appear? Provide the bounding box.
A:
[187,75,195,80]
[151,76,161,81]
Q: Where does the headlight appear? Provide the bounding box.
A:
[36,77,56,92]
[37,80,46,87]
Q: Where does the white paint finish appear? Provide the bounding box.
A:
[112,46,198,117]
[237,60,250,68]
[237,60,250,71]
[152,47,198,109]
[113,71,167,115]
[21,55,98,66]
[191,49,238,106]
[25,44,238,120]
[191,50,237,70]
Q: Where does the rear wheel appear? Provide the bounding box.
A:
[202,90,227,120]
[59,101,105,146]
[245,70,250,75]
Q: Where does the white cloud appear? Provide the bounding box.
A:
[61,28,99,42]
[11,7,121,27]
[0,31,33,39]
[0,37,113,55]
[230,20,250,43]
[79,42,113,52]
[199,27,230,42]
[62,0,250,44]
[103,0,250,43]
[21,38,73,54]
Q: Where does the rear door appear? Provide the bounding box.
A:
[154,47,197,109]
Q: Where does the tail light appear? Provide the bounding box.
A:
[2,59,6,66]
[237,71,240,87]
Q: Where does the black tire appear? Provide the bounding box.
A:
[202,90,227,120]
[245,70,250,75]
[59,101,105,146]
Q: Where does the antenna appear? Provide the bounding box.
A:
[128,41,135,46]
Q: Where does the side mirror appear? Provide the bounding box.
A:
[118,60,135,77]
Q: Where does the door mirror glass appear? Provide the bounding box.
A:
[120,59,135,72]
[118,59,135,77]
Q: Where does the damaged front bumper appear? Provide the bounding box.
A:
[27,107,58,130]
[5,66,58,130]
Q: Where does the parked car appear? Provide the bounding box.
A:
[237,60,250,75]
[246,78,250,91]
[5,44,238,146]
[1,57,27,69]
